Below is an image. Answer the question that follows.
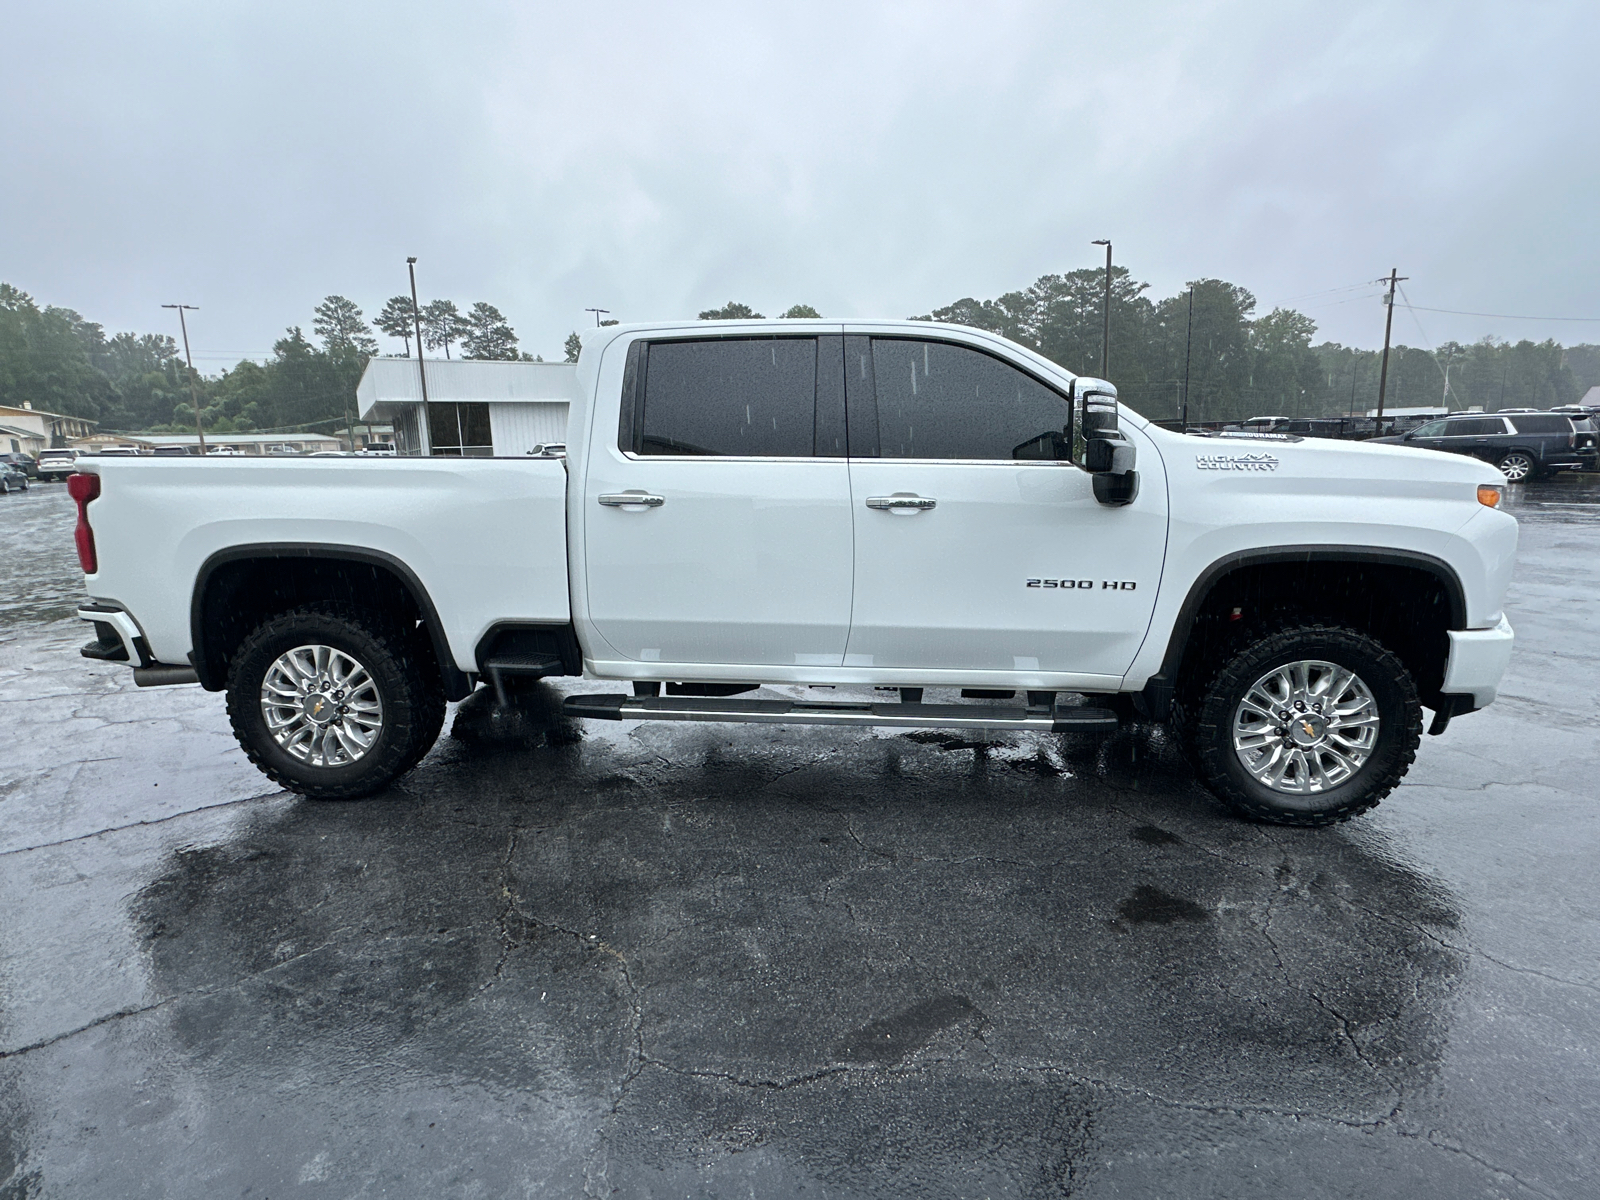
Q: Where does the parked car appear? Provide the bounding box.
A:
[35,448,78,481]
[1372,413,1595,481]
[152,446,194,457]
[0,451,37,479]
[0,460,29,493]
[70,318,1517,828]
[357,443,397,455]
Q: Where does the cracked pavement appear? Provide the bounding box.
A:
[1,478,1597,1198]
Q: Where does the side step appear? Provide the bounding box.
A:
[561,693,1120,734]
[482,653,566,705]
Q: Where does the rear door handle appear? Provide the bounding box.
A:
[598,491,665,508]
[866,494,936,511]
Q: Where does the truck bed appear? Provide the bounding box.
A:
[80,456,570,675]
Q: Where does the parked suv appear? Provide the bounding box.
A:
[35,448,79,482]
[0,451,37,479]
[1374,413,1595,481]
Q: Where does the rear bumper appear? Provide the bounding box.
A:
[77,604,199,687]
[1441,614,1515,709]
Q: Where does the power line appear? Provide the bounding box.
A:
[1396,303,1600,322]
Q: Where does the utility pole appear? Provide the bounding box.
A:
[161,304,206,454]
[1374,268,1407,434]
[407,258,430,452]
[1090,240,1112,377]
[1181,285,1194,431]
[585,307,610,327]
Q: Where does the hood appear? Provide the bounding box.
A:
[1150,426,1504,491]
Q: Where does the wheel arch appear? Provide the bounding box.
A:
[1140,546,1467,719]
[190,544,474,700]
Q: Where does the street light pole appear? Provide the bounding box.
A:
[585,307,610,327]
[161,304,205,454]
[1091,239,1112,378]
[407,259,430,454]
[1181,286,1194,431]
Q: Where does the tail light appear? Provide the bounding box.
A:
[68,471,100,573]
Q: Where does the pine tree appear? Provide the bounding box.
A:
[374,295,417,356]
[311,296,378,358]
[462,302,520,360]
[421,299,471,359]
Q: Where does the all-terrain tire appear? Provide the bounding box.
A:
[1182,623,1422,827]
[225,605,445,800]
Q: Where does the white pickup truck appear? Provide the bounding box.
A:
[69,319,1518,826]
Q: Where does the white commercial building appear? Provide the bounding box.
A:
[356,358,580,456]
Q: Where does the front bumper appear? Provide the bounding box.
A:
[1441,614,1515,709]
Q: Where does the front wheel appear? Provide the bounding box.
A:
[1497,451,1536,482]
[226,605,444,800]
[1179,624,1422,826]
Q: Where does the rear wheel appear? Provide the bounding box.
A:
[1497,451,1536,482]
[226,606,444,800]
[1179,624,1421,826]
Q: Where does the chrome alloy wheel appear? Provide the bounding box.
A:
[259,644,384,768]
[1498,452,1534,482]
[1232,660,1380,794]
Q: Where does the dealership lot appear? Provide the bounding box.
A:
[2,480,1596,1198]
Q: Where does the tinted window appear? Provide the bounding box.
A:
[1508,415,1573,435]
[1410,420,1448,437]
[639,338,816,457]
[865,338,1069,460]
[1444,418,1505,437]
[428,402,493,456]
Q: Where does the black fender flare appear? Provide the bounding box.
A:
[189,543,474,699]
[1138,545,1467,719]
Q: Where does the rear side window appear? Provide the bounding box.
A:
[636,338,817,457]
[1508,415,1573,435]
[1444,418,1505,437]
[863,338,1069,460]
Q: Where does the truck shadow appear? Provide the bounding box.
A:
[121,683,1465,1196]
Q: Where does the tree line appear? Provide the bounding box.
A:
[0,286,535,434]
[2,275,1594,436]
[911,269,1595,422]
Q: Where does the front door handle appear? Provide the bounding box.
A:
[866,493,936,512]
[598,491,665,508]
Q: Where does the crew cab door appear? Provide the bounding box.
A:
[842,334,1167,680]
[582,333,854,668]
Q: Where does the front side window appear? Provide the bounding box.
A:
[636,337,817,457]
[428,402,493,456]
[865,338,1069,460]
[1410,420,1447,437]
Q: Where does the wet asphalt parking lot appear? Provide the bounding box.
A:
[1,476,1597,1199]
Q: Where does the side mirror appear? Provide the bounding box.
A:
[1071,377,1139,506]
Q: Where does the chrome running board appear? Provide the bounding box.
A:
[562,694,1120,733]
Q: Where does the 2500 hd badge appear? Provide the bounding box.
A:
[1027,579,1138,590]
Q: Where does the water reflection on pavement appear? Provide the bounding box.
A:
[1,474,1597,1198]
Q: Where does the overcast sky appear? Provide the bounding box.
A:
[3,0,1597,366]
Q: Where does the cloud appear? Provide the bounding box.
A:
[2,0,1596,362]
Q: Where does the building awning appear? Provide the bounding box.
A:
[356,357,582,420]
